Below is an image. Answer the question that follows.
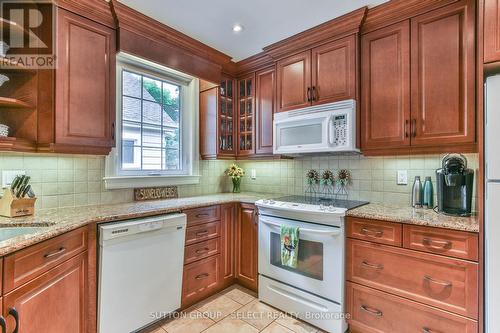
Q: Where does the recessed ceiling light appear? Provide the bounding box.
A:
[232,24,244,33]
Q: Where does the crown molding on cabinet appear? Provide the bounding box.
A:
[55,0,116,28]
[262,7,367,60]
[234,52,274,77]
[362,0,459,33]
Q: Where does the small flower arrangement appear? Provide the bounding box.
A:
[321,170,335,186]
[306,169,319,185]
[337,169,351,186]
[225,163,244,193]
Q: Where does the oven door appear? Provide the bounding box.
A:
[258,215,344,303]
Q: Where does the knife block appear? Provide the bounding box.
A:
[0,188,36,217]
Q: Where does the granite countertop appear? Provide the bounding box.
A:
[0,192,479,257]
[347,203,479,233]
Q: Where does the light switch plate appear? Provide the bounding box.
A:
[251,169,256,180]
[397,170,408,185]
[2,170,26,188]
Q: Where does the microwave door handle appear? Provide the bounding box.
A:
[328,115,334,146]
[260,218,341,236]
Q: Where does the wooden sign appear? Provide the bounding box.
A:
[134,186,178,201]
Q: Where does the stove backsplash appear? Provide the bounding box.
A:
[237,154,479,209]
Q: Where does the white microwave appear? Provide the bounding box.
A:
[273,99,358,155]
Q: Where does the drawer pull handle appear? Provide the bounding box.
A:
[196,231,209,237]
[361,227,383,237]
[0,316,5,333]
[422,238,452,249]
[195,273,209,280]
[44,247,66,259]
[360,305,383,317]
[423,275,452,287]
[422,328,438,333]
[196,213,210,218]
[195,248,210,254]
[8,308,19,333]
[361,260,384,270]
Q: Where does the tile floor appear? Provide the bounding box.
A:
[141,285,323,333]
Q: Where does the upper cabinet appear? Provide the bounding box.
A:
[255,67,275,155]
[484,0,500,64]
[276,36,358,112]
[51,8,116,152]
[361,0,476,155]
[237,75,255,156]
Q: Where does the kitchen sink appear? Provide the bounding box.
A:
[0,227,44,242]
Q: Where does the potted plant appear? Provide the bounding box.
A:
[225,163,245,193]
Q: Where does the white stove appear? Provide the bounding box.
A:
[255,196,368,333]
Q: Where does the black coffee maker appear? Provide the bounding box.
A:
[436,154,474,216]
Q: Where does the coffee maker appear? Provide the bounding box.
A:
[436,154,474,216]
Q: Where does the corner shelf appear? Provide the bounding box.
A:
[0,97,34,109]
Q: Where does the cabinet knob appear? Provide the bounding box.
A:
[8,308,18,333]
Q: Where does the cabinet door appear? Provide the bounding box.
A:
[484,0,500,63]
[276,51,311,112]
[55,9,115,149]
[311,35,357,105]
[236,204,258,291]
[3,252,87,333]
[220,203,236,287]
[361,21,411,150]
[237,75,255,156]
[410,0,475,147]
[218,77,236,157]
[199,87,218,159]
[255,67,275,155]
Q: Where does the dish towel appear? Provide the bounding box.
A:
[280,225,299,268]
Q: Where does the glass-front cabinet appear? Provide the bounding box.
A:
[218,76,236,156]
[237,74,255,156]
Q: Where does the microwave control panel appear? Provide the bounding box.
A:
[332,114,348,146]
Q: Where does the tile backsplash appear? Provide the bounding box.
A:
[0,152,478,210]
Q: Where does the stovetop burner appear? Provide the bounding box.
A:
[274,195,369,210]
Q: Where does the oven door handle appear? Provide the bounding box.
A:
[260,218,341,236]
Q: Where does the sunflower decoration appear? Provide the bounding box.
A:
[306,169,320,185]
[337,169,351,186]
[321,170,335,186]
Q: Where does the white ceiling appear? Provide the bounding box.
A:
[117,0,389,62]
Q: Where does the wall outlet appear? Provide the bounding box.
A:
[251,169,257,180]
[397,170,408,185]
[2,170,26,188]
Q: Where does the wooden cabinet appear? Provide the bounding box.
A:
[235,203,258,291]
[361,21,411,151]
[311,35,357,105]
[276,51,311,112]
[276,37,358,113]
[410,0,475,147]
[484,0,500,63]
[38,8,116,154]
[255,67,275,155]
[199,77,236,159]
[3,252,88,333]
[346,217,479,332]
[360,0,476,155]
[220,203,236,287]
[237,75,255,156]
[182,255,221,306]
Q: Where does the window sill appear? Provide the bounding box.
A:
[103,175,200,190]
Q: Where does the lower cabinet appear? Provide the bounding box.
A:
[182,255,221,306]
[3,251,88,333]
[220,203,236,287]
[235,203,258,291]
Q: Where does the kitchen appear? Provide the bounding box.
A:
[0,0,496,332]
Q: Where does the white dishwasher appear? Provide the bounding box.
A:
[98,213,186,333]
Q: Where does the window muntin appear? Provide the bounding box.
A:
[120,70,181,172]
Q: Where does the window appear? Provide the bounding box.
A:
[104,53,200,189]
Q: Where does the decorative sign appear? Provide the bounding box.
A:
[134,186,178,201]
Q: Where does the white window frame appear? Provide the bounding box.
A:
[104,53,200,189]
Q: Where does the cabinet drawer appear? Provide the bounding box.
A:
[403,225,478,261]
[184,238,220,265]
[185,221,220,246]
[182,255,220,306]
[347,217,402,246]
[347,239,478,318]
[347,282,478,333]
[185,205,220,226]
[4,227,88,293]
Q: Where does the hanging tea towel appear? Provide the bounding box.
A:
[280,225,299,268]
